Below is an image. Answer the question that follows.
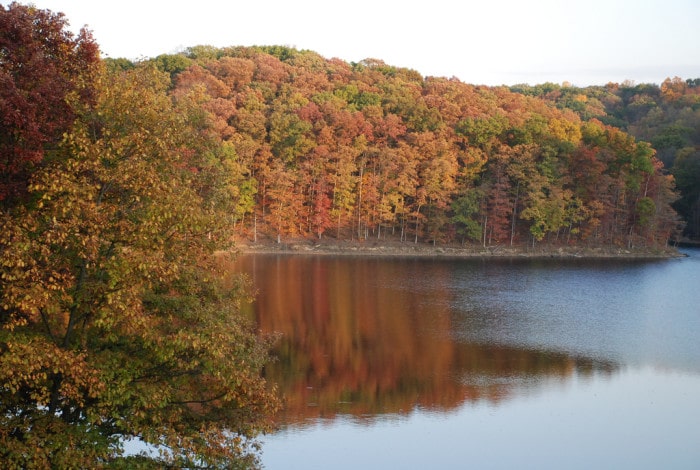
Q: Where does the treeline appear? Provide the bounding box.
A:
[512,78,700,239]
[110,45,682,249]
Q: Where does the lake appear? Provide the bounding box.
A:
[234,248,700,469]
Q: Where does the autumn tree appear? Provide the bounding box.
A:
[149,44,681,249]
[0,2,99,207]
[0,61,279,468]
[514,77,697,240]
[310,175,333,239]
[413,131,458,244]
[483,150,513,245]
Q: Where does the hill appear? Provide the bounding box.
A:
[109,46,686,250]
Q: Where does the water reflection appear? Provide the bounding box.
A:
[262,367,700,470]
[232,250,700,469]
[235,255,618,426]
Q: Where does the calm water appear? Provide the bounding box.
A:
[234,248,700,469]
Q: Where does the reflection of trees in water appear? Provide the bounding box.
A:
[236,255,617,425]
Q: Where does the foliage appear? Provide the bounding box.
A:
[0,2,100,207]
[514,77,700,238]
[150,45,679,248]
[0,62,279,468]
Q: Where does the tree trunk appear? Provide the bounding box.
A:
[510,183,520,247]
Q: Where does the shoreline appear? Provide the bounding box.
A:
[233,239,686,260]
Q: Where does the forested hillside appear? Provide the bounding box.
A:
[512,79,700,240]
[110,46,682,249]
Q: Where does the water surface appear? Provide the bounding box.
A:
[234,248,700,469]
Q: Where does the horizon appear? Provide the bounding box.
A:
[18,0,700,88]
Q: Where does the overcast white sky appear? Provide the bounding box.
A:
[16,0,700,86]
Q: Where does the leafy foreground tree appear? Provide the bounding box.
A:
[0,2,99,207]
[0,62,280,468]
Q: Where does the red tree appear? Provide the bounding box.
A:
[0,3,99,206]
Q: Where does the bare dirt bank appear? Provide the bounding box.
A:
[234,238,684,259]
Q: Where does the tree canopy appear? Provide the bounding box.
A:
[511,78,700,239]
[0,2,100,207]
[142,46,681,249]
[0,6,279,468]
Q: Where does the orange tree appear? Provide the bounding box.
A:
[0,55,279,470]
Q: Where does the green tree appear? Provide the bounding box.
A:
[672,148,700,237]
[451,190,483,244]
[268,88,315,164]
[150,52,193,77]
[0,64,279,468]
[635,196,656,228]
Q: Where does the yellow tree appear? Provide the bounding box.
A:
[412,131,459,244]
[0,64,279,468]
[330,145,358,238]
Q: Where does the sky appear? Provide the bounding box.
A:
[14,0,700,86]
